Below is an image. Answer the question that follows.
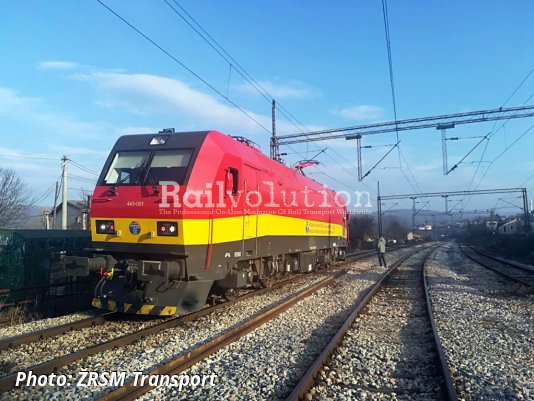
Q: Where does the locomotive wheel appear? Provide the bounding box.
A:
[259,278,272,289]
[223,288,239,301]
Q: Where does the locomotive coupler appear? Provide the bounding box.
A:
[63,255,117,277]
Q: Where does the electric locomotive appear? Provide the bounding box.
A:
[64,129,348,315]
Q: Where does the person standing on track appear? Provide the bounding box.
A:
[377,236,387,268]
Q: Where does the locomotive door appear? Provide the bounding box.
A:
[242,165,260,256]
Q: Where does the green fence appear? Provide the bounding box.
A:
[0,229,92,314]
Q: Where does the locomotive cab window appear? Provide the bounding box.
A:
[103,149,193,186]
[104,151,150,185]
[226,167,239,195]
[145,149,193,184]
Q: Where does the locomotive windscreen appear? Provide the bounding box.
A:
[102,148,193,186]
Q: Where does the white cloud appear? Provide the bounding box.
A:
[37,60,79,70]
[234,80,319,100]
[335,104,383,121]
[0,86,113,141]
[74,71,309,136]
[0,88,41,115]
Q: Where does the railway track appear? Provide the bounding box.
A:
[0,246,402,395]
[459,244,534,287]
[0,272,312,393]
[96,246,427,401]
[96,272,344,401]
[1,245,421,400]
[0,246,396,351]
[0,312,115,351]
[287,245,458,401]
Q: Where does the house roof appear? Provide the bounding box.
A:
[498,218,518,227]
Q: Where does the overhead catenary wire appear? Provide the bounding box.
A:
[286,144,377,198]
[465,80,534,193]
[501,66,534,110]
[162,0,373,193]
[455,66,534,213]
[166,0,323,140]
[377,0,422,193]
[95,0,271,134]
[157,1,534,200]
[381,0,402,169]
[166,0,423,204]
[474,121,534,189]
[164,0,313,138]
[104,0,367,198]
[164,0,271,104]
[163,2,349,159]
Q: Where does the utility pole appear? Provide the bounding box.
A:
[377,181,383,237]
[443,195,449,214]
[522,188,530,234]
[61,155,68,230]
[43,209,50,230]
[411,197,417,230]
[437,123,455,175]
[270,99,279,161]
[52,181,59,229]
[355,134,363,181]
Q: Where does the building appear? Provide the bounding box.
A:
[485,220,499,232]
[496,218,534,235]
[406,232,424,242]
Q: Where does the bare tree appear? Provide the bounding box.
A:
[78,188,92,209]
[384,217,407,242]
[0,168,33,228]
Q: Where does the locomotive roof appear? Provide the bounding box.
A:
[113,130,210,151]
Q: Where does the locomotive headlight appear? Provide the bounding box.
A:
[157,221,178,236]
[96,220,116,234]
[149,135,169,145]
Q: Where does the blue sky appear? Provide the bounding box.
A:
[1,1,533,216]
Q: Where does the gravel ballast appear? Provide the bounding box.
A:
[3,247,417,401]
[426,243,533,401]
[137,248,421,401]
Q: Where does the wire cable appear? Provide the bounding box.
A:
[165,0,313,137]
[474,121,534,189]
[70,174,97,182]
[0,154,59,161]
[164,0,363,182]
[501,66,534,109]
[70,159,99,176]
[381,0,401,167]
[95,0,271,134]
